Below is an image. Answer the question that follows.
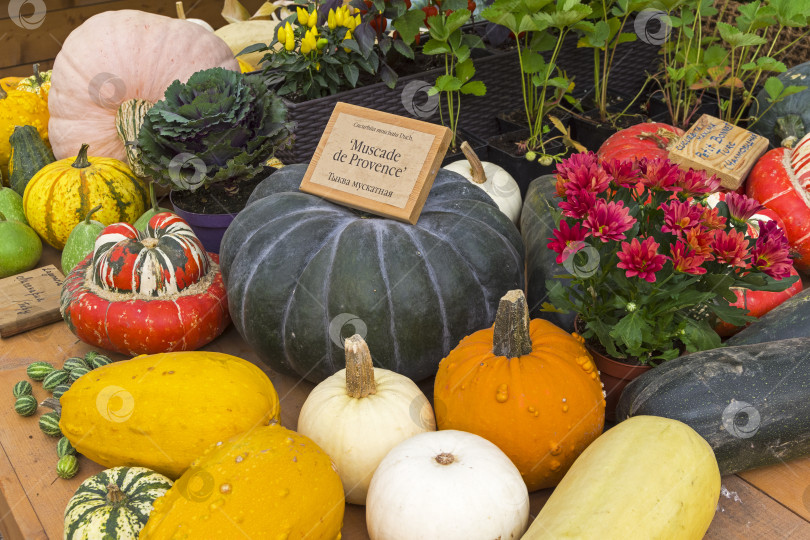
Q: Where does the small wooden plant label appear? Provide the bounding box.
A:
[0,265,64,338]
[668,114,769,190]
[299,102,453,224]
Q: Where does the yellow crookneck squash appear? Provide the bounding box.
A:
[139,424,344,539]
[434,289,606,491]
[22,143,146,249]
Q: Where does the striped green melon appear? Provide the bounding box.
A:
[27,361,54,381]
[64,466,173,540]
[57,455,79,479]
[63,357,90,373]
[14,395,37,416]
[58,436,77,458]
[39,411,61,437]
[85,352,112,370]
[42,369,69,391]
[69,366,91,382]
[13,380,32,397]
[53,384,72,400]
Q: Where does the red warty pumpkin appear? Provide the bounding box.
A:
[60,213,229,354]
[597,122,685,163]
[747,134,810,270]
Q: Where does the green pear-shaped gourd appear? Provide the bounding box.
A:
[0,212,42,278]
[61,205,104,275]
[133,182,173,230]
[0,186,28,224]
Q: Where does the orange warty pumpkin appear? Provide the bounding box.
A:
[434,290,606,491]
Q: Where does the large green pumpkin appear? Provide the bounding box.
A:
[220,164,525,383]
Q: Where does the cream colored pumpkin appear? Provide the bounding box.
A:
[175,1,215,31]
[298,334,436,505]
[443,141,522,223]
[215,20,282,68]
[48,10,239,162]
[366,429,529,540]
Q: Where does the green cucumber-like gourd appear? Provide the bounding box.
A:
[61,204,105,275]
[13,380,32,397]
[52,384,71,400]
[42,369,69,391]
[26,361,54,381]
[85,351,111,369]
[57,436,76,458]
[0,186,28,223]
[57,455,79,479]
[68,366,91,382]
[727,287,810,346]
[40,411,62,436]
[8,125,55,196]
[64,466,173,540]
[15,395,37,416]
[62,357,90,373]
[617,337,810,474]
[522,416,720,539]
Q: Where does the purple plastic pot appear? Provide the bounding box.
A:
[170,192,236,254]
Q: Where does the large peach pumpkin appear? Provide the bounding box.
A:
[434,290,606,491]
[48,10,239,163]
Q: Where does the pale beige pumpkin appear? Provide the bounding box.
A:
[48,10,239,162]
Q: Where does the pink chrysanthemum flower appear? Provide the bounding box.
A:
[558,189,598,219]
[583,199,636,242]
[547,221,588,264]
[750,220,793,279]
[726,192,765,222]
[677,169,721,196]
[638,157,682,191]
[713,229,751,267]
[555,152,604,196]
[685,228,715,260]
[700,206,727,231]
[669,240,707,275]
[661,199,704,235]
[602,159,640,187]
[617,237,667,282]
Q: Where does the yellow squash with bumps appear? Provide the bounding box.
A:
[59,351,280,479]
[139,424,345,539]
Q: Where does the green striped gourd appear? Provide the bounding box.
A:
[85,352,112,369]
[8,125,55,196]
[42,369,69,391]
[53,384,72,400]
[63,357,90,373]
[39,411,61,436]
[27,361,54,381]
[13,380,32,397]
[115,99,154,178]
[58,436,77,458]
[57,455,79,479]
[15,395,37,416]
[69,367,91,382]
[64,466,173,540]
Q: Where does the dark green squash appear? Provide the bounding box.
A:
[727,287,810,346]
[748,61,810,147]
[520,174,575,332]
[219,164,525,383]
[8,125,55,196]
[616,337,810,474]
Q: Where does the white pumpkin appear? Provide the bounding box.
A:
[443,141,522,223]
[175,1,216,32]
[366,430,530,540]
[298,334,436,505]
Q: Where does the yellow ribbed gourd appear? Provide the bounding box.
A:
[139,424,345,539]
[59,351,281,479]
[522,415,721,540]
[22,143,146,249]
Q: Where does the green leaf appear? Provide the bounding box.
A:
[481,6,518,33]
[680,317,722,352]
[435,74,463,92]
[392,9,427,45]
[422,39,452,55]
[427,14,448,41]
[522,52,547,74]
[393,38,415,59]
[756,56,787,73]
[710,302,756,327]
[446,9,471,34]
[455,58,475,83]
[460,80,486,95]
[343,63,359,87]
[455,44,471,64]
[610,311,649,352]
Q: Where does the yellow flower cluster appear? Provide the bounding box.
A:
[277,5,362,56]
[327,5,361,30]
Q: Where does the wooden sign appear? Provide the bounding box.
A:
[668,114,769,190]
[299,102,453,224]
[0,266,64,338]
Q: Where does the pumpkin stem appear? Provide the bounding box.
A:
[460,141,486,185]
[0,86,7,100]
[32,63,43,86]
[0,211,5,221]
[41,397,62,414]
[72,145,91,169]
[492,290,533,359]
[176,1,186,19]
[106,484,127,505]
[344,334,377,399]
[148,182,160,212]
[434,452,455,465]
[84,205,103,224]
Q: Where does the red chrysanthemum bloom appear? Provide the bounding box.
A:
[750,220,793,279]
[602,158,640,187]
[700,206,727,230]
[713,229,751,267]
[617,236,667,282]
[661,199,704,235]
[638,157,682,191]
[583,199,636,242]
[677,169,721,196]
[726,192,765,222]
[684,227,715,260]
[555,152,605,196]
[558,189,598,219]
[547,220,588,264]
[669,239,707,274]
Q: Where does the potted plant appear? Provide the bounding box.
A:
[544,151,798,417]
[136,67,292,253]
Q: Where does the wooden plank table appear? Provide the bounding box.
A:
[1,246,809,539]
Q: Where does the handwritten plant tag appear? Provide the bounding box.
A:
[0,265,64,338]
[299,102,453,224]
[668,114,769,190]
